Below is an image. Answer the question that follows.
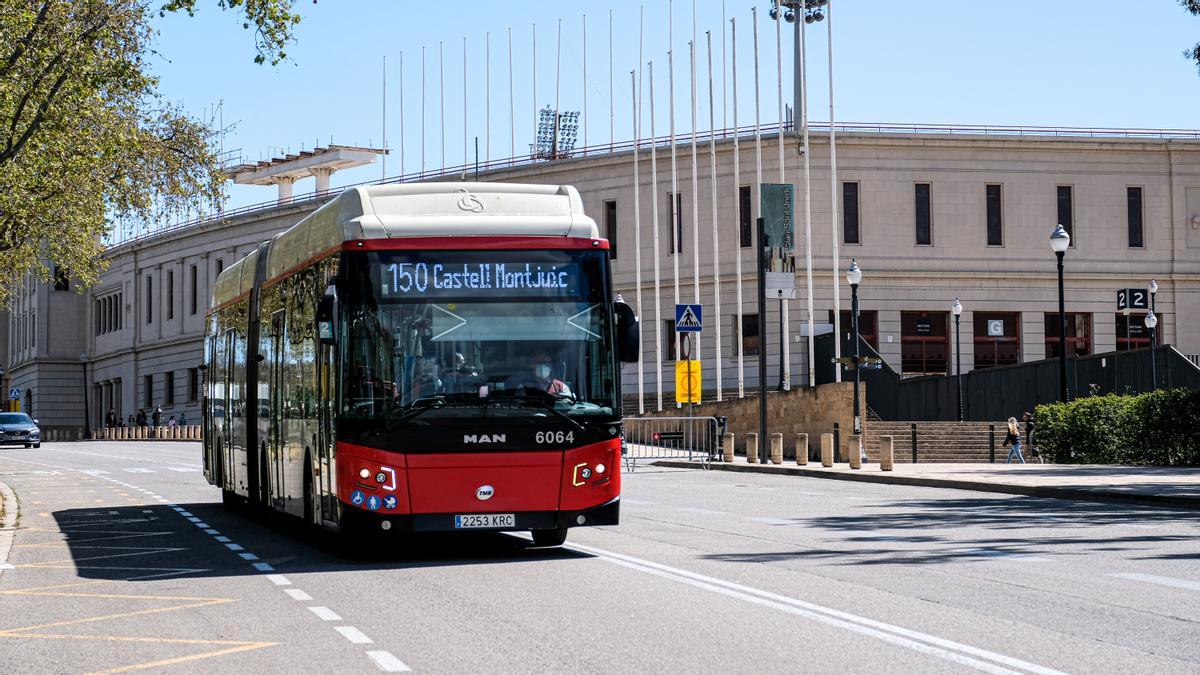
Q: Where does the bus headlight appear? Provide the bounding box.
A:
[595,463,606,475]
[375,472,387,483]
[358,468,370,479]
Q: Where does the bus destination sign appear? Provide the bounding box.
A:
[382,261,584,298]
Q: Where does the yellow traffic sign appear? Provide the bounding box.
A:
[675,359,701,404]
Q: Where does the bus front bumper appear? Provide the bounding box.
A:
[343,497,620,534]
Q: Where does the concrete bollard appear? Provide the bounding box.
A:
[795,433,809,466]
[746,432,759,463]
[770,433,783,465]
[723,432,735,463]
[849,435,862,469]
[820,433,834,467]
[880,435,894,471]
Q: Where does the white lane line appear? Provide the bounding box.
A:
[204,529,220,535]
[179,511,194,517]
[366,650,412,672]
[239,553,259,561]
[225,543,244,551]
[193,522,210,529]
[308,606,343,621]
[748,517,795,526]
[141,510,153,513]
[266,574,292,586]
[284,589,313,601]
[566,540,1066,675]
[335,627,374,644]
[215,536,232,543]
[123,468,154,474]
[187,517,202,523]
[674,507,730,515]
[171,507,185,512]
[1108,573,1200,592]
[252,562,275,572]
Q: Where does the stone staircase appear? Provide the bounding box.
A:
[863,420,1011,463]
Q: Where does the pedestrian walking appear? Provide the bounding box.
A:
[1023,411,1043,464]
[1004,416,1025,464]
[105,408,117,429]
[127,414,135,427]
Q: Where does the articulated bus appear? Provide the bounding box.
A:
[203,183,639,545]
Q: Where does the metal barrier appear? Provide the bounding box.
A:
[621,416,721,472]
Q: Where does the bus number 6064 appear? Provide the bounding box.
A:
[535,431,574,444]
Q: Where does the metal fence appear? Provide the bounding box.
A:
[621,416,721,472]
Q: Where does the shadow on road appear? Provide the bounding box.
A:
[701,496,1199,566]
[47,502,593,582]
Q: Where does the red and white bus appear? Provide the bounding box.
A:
[203,183,638,545]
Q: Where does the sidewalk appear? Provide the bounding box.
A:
[653,459,1200,510]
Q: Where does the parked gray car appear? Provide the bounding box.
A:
[0,413,41,448]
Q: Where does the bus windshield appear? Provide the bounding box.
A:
[339,249,617,423]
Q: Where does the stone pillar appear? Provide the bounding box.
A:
[880,435,894,471]
[746,432,759,463]
[849,435,862,469]
[312,167,334,194]
[820,433,834,467]
[769,433,783,465]
[795,433,808,465]
[723,432,735,463]
[276,176,295,204]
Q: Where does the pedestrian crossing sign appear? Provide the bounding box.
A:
[675,304,703,332]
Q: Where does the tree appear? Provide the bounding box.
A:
[1185,1,1200,72]
[0,0,301,305]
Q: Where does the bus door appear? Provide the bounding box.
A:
[267,310,286,508]
[316,341,336,523]
[219,329,234,490]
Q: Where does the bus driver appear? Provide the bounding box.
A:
[531,351,572,397]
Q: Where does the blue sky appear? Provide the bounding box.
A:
[150,1,1200,211]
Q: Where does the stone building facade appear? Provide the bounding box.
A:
[4,128,1199,432]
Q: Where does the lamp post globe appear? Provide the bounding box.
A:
[1145,310,1158,391]
[1050,225,1069,402]
[952,298,963,421]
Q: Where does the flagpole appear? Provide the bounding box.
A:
[439,40,445,171]
[689,39,700,365]
[382,55,387,180]
[508,27,515,165]
[609,9,615,152]
[732,16,743,398]
[463,36,468,167]
[775,2,790,391]
[632,68,644,414]
[753,7,763,393]
[421,46,426,173]
[707,30,722,402]
[649,61,663,411]
[582,14,587,153]
[829,0,842,383]
[801,3,816,388]
[485,32,490,163]
[532,23,537,159]
[399,51,405,177]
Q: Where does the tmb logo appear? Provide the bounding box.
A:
[475,485,495,501]
[464,434,506,444]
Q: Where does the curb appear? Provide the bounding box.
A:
[0,480,18,578]
[653,460,1200,511]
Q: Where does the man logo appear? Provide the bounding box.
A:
[464,434,506,444]
[476,485,494,501]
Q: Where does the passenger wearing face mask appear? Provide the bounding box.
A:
[530,352,571,397]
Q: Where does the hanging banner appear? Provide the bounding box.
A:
[760,183,795,255]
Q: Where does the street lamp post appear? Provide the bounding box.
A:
[79,351,90,439]
[1050,224,1070,403]
[952,298,963,421]
[1145,310,1158,391]
[846,260,862,448]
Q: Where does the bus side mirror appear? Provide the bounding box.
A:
[316,284,339,345]
[615,301,640,363]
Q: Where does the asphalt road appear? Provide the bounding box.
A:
[0,441,1197,674]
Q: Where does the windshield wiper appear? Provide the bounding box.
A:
[383,397,490,429]
[501,393,587,433]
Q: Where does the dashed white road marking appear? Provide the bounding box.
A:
[215,536,232,543]
[252,562,275,572]
[1108,573,1200,591]
[954,548,1050,562]
[674,507,730,515]
[335,627,374,644]
[266,574,292,586]
[239,553,259,561]
[225,543,244,551]
[308,606,342,621]
[285,589,313,601]
[748,517,795,526]
[366,650,412,672]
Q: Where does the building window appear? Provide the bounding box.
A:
[830,309,879,351]
[739,185,753,248]
[901,311,949,375]
[189,264,198,315]
[164,371,175,406]
[216,259,225,277]
[1127,186,1143,248]
[842,181,860,245]
[1057,185,1074,243]
[985,184,1003,246]
[53,266,69,291]
[1116,313,1162,350]
[663,320,677,361]
[143,374,153,407]
[972,312,1021,369]
[145,275,153,324]
[188,368,199,403]
[1044,312,1091,358]
[731,313,760,357]
[666,192,683,254]
[166,270,174,320]
[603,199,618,260]
[914,183,932,245]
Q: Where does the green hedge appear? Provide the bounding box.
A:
[1035,389,1200,465]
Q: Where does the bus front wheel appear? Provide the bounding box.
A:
[531,527,567,547]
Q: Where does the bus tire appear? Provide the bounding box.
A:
[531,527,568,547]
